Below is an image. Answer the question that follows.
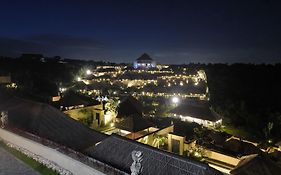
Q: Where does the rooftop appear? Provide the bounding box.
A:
[57,91,100,108]
[136,53,153,61]
[169,104,221,122]
[116,96,151,132]
[230,154,281,175]
[0,92,107,151]
[117,96,143,118]
[86,134,223,175]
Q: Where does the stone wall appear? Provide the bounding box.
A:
[0,128,105,175]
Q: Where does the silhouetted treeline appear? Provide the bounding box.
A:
[0,56,112,102]
[205,63,281,141]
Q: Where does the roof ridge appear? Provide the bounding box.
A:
[109,134,211,169]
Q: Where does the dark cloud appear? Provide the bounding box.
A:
[27,34,106,49]
[0,34,107,58]
[0,37,50,56]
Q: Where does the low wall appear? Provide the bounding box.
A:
[204,149,240,166]
[0,76,11,84]
[0,128,105,175]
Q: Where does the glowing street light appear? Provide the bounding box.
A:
[180,81,183,86]
[77,77,81,81]
[110,123,114,127]
[86,69,92,75]
[171,96,180,104]
[59,87,67,93]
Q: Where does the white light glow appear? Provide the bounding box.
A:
[86,69,92,75]
[110,123,114,127]
[171,96,180,104]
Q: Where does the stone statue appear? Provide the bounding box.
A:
[1,111,8,128]
[130,151,143,175]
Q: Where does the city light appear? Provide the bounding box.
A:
[86,69,92,75]
[59,87,67,93]
[180,81,183,86]
[171,96,180,104]
[77,77,81,81]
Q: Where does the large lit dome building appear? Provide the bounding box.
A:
[133,53,156,69]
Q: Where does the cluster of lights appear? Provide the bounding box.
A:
[160,74,192,79]
[93,70,124,77]
[130,69,174,74]
[96,96,109,101]
[89,66,205,86]
[59,87,67,93]
[77,66,208,101]
[78,89,101,96]
[133,91,207,99]
[90,76,202,88]
[6,83,17,89]
[96,66,124,70]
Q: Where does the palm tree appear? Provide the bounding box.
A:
[152,135,167,148]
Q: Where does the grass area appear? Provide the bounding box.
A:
[219,124,251,139]
[0,141,59,175]
[93,125,114,132]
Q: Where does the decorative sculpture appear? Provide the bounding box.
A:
[1,111,8,128]
[130,150,143,175]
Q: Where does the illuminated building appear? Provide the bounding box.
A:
[169,104,222,128]
[133,53,156,69]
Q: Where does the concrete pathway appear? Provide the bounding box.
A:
[0,147,40,175]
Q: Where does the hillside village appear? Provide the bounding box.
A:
[1,54,281,175]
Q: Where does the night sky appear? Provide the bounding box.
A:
[0,0,281,64]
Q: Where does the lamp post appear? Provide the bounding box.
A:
[86,69,92,75]
[171,96,180,107]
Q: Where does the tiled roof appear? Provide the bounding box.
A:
[116,96,151,132]
[169,104,221,122]
[136,53,153,61]
[117,96,143,117]
[86,134,223,175]
[230,154,281,175]
[59,91,100,108]
[115,114,151,133]
[0,92,107,151]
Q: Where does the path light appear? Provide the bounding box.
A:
[86,69,92,75]
[171,96,180,104]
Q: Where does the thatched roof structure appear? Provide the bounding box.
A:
[117,96,143,118]
[116,96,151,132]
[136,53,153,61]
[58,91,100,108]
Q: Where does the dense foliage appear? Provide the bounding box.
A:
[205,63,281,141]
[0,56,107,102]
